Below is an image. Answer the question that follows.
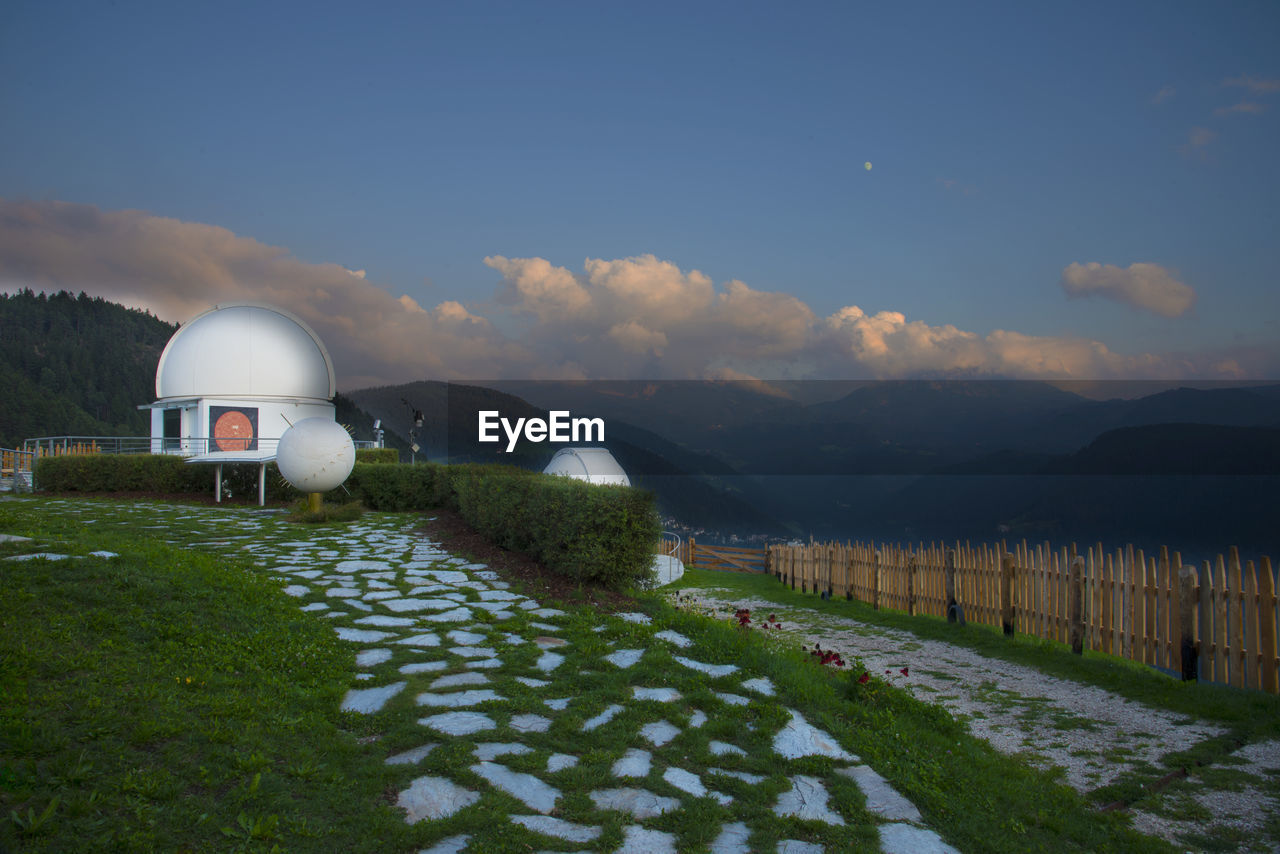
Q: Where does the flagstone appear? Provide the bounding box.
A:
[362,590,402,601]
[337,559,392,572]
[710,741,747,757]
[418,835,471,854]
[335,627,395,643]
[582,704,624,731]
[356,615,416,627]
[534,636,569,649]
[341,681,406,713]
[633,687,681,702]
[397,776,479,823]
[588,787,679,819]
[530,608,566,618]
[710,768,766,785]
[449,646,497,659]
[773,710,857,762]
[300,602,329,612]
[396,633,442,647]
[529,621,559,632]
[511,814,601,843]
[447,629,487,645]
[510,714,552,733]
[835,766,922,822]
[385,743,439,765]
[400,660,448,675]
[544,697,571,710]
[282,584,311,597]
[326,587,363,597]
[605,649,644,668]
[612,748,652,778]
[381,597,461,613]
[421,606,476,622]
[356,648,393,667]
[343,598,374,612]
[430,672,489,689]
[879,823,961,854]
[535,651,564,672]
[546,753,579,772]
[663,766,708,797]
[473,742,533,760]
[616,612,652,625]
[774,775,844,825]
[617,825,677,853]
[419,711,496,735]
[674,655,738,677]
[689,710,708,728]
[710,821,752,853]
[655,629,692,648]
[777,841,824,854]
[416,690,504,707]
[640,720,681,747]
[716,692,750,706]
[465,657,502,669]
[478,589,520,601]
[517,676,550,688]
[742,677,776,696]
[471,761,560,813]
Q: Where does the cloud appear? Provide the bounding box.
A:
[1151,85,1176,104]
[1223,74,1280,94]
[1213,101,1267,116]
[0,199,1262,384]
[1186,127,1216,148]
[1059,262,1196,317]
[0,199,529,388]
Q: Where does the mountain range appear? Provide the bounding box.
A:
[4,291,1277,558]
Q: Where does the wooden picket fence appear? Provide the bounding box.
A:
[682,538,769,573]
[764,538,1279,695]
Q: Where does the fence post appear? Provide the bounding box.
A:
[1069,556,1085,655]
[907,554,917,616]
[1259,557,1277,695]
[689,537,696,571]
[1001,553,1016,637]
[945,548,963,624]
[1178,563,1199,681]
[872,550,881,610]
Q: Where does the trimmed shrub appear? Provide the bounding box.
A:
[35,454,660,589]
[35,454,210,494]
[451,468,659,588]
[355,448,399,464]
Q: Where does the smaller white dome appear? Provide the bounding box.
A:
[543,448,630,486]
[277,418,355,492]
[156,303,335,400]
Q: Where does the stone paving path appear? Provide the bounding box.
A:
[9,500,965,853]
[674,589,1280,852]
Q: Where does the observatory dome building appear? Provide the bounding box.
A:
[143,303,337,460]
[542,447,631,486]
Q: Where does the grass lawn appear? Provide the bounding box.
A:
[673,566,1280,814]
[0,497,1184,852]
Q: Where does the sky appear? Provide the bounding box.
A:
[1,1,1278,389]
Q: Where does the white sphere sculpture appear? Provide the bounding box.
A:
[276,418,355,493]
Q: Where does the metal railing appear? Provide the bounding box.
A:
[20,435,376,457]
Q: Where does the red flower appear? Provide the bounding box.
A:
[900,666,909,677]
[768,614,776,621]
[858,672,870,684]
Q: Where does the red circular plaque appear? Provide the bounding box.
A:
[213,410,253,452]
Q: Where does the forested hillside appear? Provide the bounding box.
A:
[0,291,403,452]
[0,290,176,448]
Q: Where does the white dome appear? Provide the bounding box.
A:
[543,448,630,486]
[156,303,335,400]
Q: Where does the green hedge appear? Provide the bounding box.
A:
[355,448,399,464]
[34,455,660,589]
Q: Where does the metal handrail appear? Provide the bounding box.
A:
[21,435,376,456]
[658,530,682,557]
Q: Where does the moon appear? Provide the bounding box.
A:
[864,161,872,171]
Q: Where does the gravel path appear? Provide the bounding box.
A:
[673,588,1280,852]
